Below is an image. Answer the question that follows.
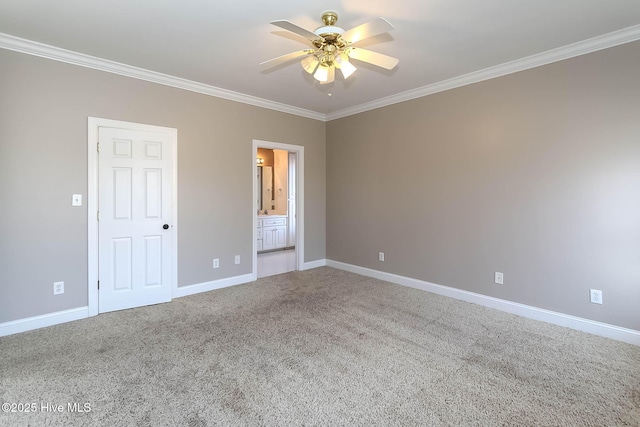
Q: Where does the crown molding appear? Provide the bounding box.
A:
[326,23,640,121]
[0,32,326,122]
[2,23,640,123]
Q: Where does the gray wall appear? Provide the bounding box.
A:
[0,49,326,323]
[327,41,640,331]
[2,39,639,332]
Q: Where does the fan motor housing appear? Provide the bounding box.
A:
[315,25,343,39]
[314,11,345,45]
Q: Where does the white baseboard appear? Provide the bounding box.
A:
[6,264,636,346]
[302,259,327,270]
[173,273,254,298]
[1,273,255,337]
[326,260,640,346]
[0,306,89,337]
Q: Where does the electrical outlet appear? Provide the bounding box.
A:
[234,255,240,265]
[379,252,385,262]
[494,272,504,285]
[590,289,603,304]
[53,281,64,295]
[213,258,219,269]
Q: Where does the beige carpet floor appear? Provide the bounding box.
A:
[1,267,639,426]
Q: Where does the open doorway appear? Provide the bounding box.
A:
[252,140,304,280]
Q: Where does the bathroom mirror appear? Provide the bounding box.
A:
[257,166,274,212]
[257,148,288,215]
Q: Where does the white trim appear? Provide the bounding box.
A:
[302,259,327,270]
[326,260,640,346]
[3,25,640,122]
[88,120,99,316]
[173,274,254,298]
[326,24,640,120]
[252,140,305,281]
[0,33,324,122]
[87,117,178,316]
[0,307,88,337]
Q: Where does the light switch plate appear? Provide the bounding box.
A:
[495,272,504,285]
[72,194,82,206]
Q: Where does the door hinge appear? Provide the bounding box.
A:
[97,211,100,221]
[97,142,100,153]
[97,280,100,290]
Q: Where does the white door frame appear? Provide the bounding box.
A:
[87,117,178,317]
[252,139,304,280]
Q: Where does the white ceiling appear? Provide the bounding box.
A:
[1,1,640,120]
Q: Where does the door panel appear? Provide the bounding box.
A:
[113,168,132,219]
[98,127,173,313]
[112,238,132,290]
[143,169,162,218]
[144,236,162,287]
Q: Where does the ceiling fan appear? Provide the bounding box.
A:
[260,11,399,84]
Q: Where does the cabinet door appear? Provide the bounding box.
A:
[275,226,287,248]
[263,227,275,250]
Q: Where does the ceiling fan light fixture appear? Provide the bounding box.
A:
[263,12,398,84]
[301,55,319,74]
[314,63,329,82]
[314,63,335,84]
[323,65,335,84]
[338,61,356,79]
[335,53,357,79]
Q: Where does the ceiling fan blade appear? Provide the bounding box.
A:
[260,50,314,70]
[341,18,394,44]
[271,20,322,42]
[348,47,399,70]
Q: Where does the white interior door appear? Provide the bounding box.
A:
[98,126,174,313]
